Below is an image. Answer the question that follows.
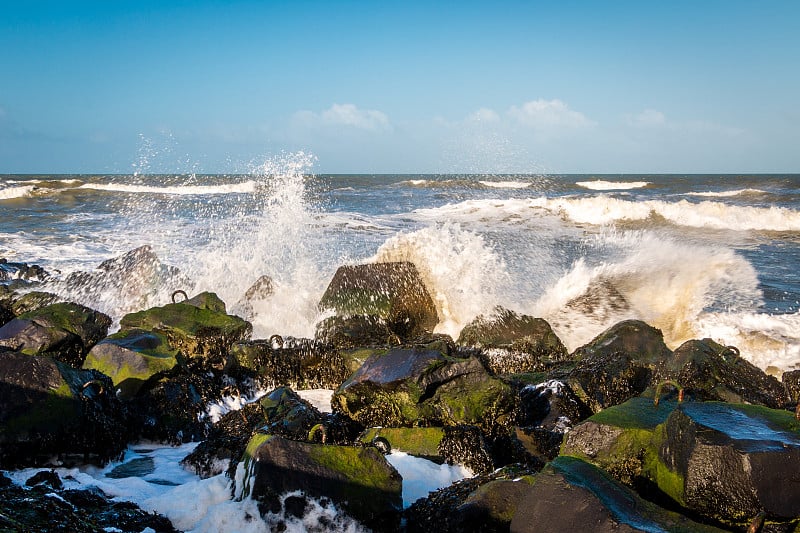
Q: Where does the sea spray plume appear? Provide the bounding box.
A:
[533,230,762,352]
[372,223,511,338]
[186,151,329,339]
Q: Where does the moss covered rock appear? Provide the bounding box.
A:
[458,307,569,374]
[0,302,111,367]
[318,262,438,342]
[82,329,179,399]
[0,351,127,468]
[360,427,445,459]
[119,291,251,367]
[238,433,402,529]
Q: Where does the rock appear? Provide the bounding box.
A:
[238,433,403,529]
[9,290,62,316]
[561,397,800,529]
[457,307,569,373]
[438,425,495,475]
[784,369,800,404]
[233,275,274,320]
[82,329,180,399]
[0,351,128,468]
[0,286,14,326]
[332,345,516,432]
[25,469,64,490]
[314,314,395,348]
[119,291,252,368]
[318,261,438,342]
[62,245,191,313]
[568,320,673,413]
[0,302,112,367]
[510,456,727,533]
[0,258,49,282]
[359,427,445,460]
[181,402,266,479]
[515,379,592,462]
[258,386,326,441]
[671,338,790,408]
[403,464,536,533]
[0,471,177,532]
[231,338,350,390]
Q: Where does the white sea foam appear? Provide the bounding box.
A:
[372,224,511,338]
[414,196,800,232]
[478,180,531,189]
[576,179,649,190]
[687,188,766,198]
[79,181,257,195]
[0,185,35,199]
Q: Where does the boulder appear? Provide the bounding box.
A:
[0,302,111,367]
[359,427,445,460]
[568,320,673,413]
[784,369,800,404]
[561,397,800,529]
[82,329,180,399]
[232,274,274,320]
[9,290,62,316]
[62,245,191,313]
[403,464,536,533]
[315,314,395,348]
[457,307,569,374]
[237,434,403,529]
[332,345,516,432]
[318,261,438,342]
[510,456,727,533]
[0,258,49,282]
[671,338,790,408]
[515,379,593,462]
[231,338,349,390]
[0,351,128,468]
[119,291,252,368]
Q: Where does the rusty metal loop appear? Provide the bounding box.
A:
[81,380,105,398]
[720,345,740,359]
[654,380,684,407]
[172,290,188,303]
[269,334,284,349]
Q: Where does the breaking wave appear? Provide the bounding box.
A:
[576,179,650,190]
[79,181,258,195]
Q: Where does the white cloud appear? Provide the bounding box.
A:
[628,109,666,127]
[466,108,501,123]
[293,103,391,131]
[507,99,594,129]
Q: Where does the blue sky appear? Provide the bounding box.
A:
[1,1,798,174]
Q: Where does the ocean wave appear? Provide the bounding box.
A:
[686,188,767,198]
[576,179,650,190]
[78,181,258,195]
[478,180,532,189]
[413,196,800,232]
[397,178,532,190]
[0,185,35,200]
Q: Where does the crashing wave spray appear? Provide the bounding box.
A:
[372,223,511,338]
[531,230,763,352]
[185,151,328,339]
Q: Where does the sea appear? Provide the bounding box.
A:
[2,152,800,529]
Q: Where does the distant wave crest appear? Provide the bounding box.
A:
[576,180,650,190]
[0,185,35,200]
[686,188,766,198]
[79,181,258,195]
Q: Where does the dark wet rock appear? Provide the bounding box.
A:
[561,397,800,529]
[233,274,274,320]
[510,456,727,533]
[671,338,790,408]
[120,291,252,369]
[83,328,180,399]
[0,286,13,326]
[231,338,349,390]
[457,307,569,374]
[258,386,326,441]
[332,344,517,432]
[25,469,64,490]
[0,351,128,468]
[318,261,439,342]
[660,402,800,525]
[314,314,395,348]
[0,302,111,367]
[238,433,402,530]
[0,472,177,533]
[514,379,593,462]
[438,425,495,475]
[567,319,673,413]
[0,258,49,283]
[360,427,445,460]
[62,244,191,314]
[784,369,800,404]
[182,402,266,479]
[404,464,536,533]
